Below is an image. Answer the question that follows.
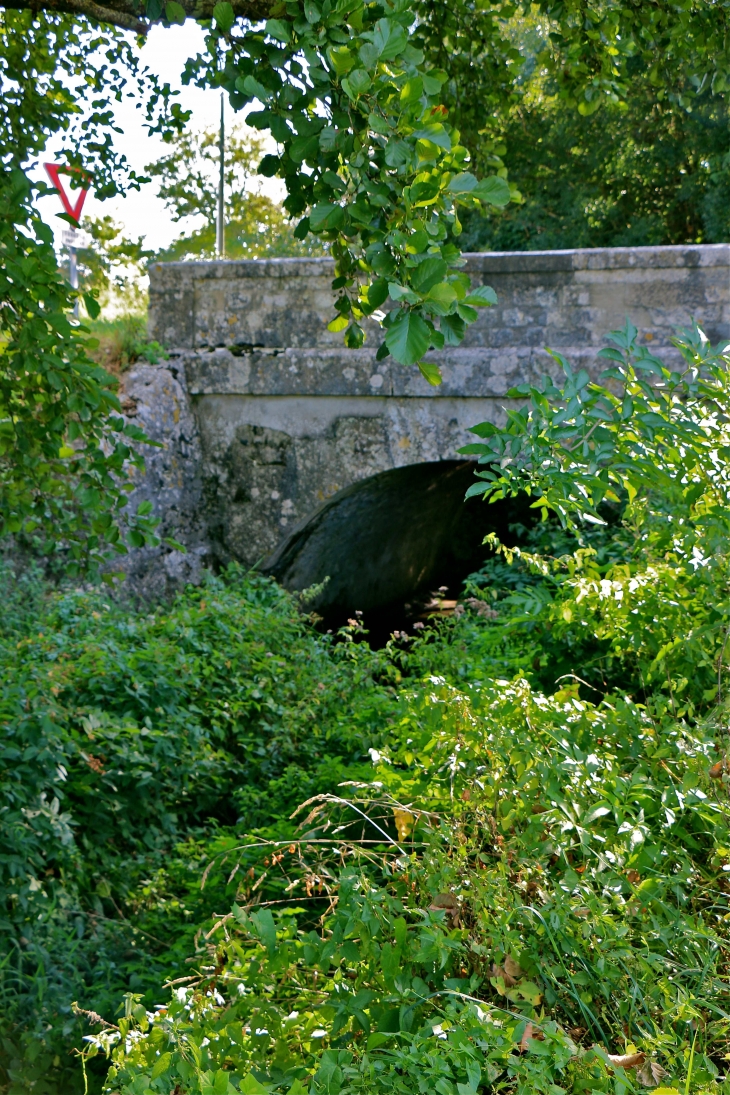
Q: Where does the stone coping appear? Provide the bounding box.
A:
[149,244,730,282]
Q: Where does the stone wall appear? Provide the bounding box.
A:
[124,245,730,586]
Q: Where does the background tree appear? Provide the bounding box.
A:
[147,123,326,258]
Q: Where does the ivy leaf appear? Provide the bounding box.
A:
[385,310,431,366]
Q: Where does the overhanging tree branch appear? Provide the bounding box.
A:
[0,0,272,34]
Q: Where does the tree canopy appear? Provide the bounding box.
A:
[2,0,730,558]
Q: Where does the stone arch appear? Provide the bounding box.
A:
[263,460,535,631]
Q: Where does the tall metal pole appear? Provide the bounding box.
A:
[217,92,225,258]
[69,245,79,318]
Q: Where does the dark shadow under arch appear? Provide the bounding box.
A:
[264,460,535,640]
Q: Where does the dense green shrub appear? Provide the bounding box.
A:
[85,323,730,1095]
[0,568,398,1093]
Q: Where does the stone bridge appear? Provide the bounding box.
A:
[122,245,730,615]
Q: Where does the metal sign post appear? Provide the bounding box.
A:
[60,227,92,317]
[217,93,225,259]
[44,164,91,316]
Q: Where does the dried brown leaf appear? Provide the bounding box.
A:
[504,954,524,981]
[637,1060,669,1087]
[607,1052,646,1069]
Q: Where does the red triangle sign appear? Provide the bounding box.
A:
[44,163,91,225]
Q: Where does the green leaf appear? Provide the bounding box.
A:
[83,293,101,319]
[369,18,409,60]
[366,278,389,309]
[472,176,511,207]
[251,908,277,954]
[412,257,447,294]
[328,46,355,75]
[214,1070,233,1095]
[385,310,431,366]
[418,360,442,386]
[265,17,291,41]
[341,69,371,99]
[290,134,319,163]
[241,75,270,101]
[294,216,310,239]
[463,284,498,307]
[400,77,423,104]
[328,315,349,332]
[310,203,345,231]
[411,123,451,150]
[240,1076,270,1095]
[212,1,235,30]
[303,0,320,20]
[388,283,420,305]
[164,1,186,23]
[150,1052,172,1079]
[384,140,410,168]
[345,323,365,348]
[447,172,478,193]
[468,420,498,437]
[425,282,458,312]
[440,313,465,345]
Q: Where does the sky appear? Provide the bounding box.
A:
[36,22,280,254]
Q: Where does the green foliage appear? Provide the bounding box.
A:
[206,0,512,381]
[0,9,189,567]
[86,315,168,374]
[0,175,162,571]
[77,324,730,1095]
[460,87,730,252]
[0,566,399,1093]
[78,216,154,312]
[90,675,730,1095]
[147,124,326,260]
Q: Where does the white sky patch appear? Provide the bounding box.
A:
[33,22,284,253]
